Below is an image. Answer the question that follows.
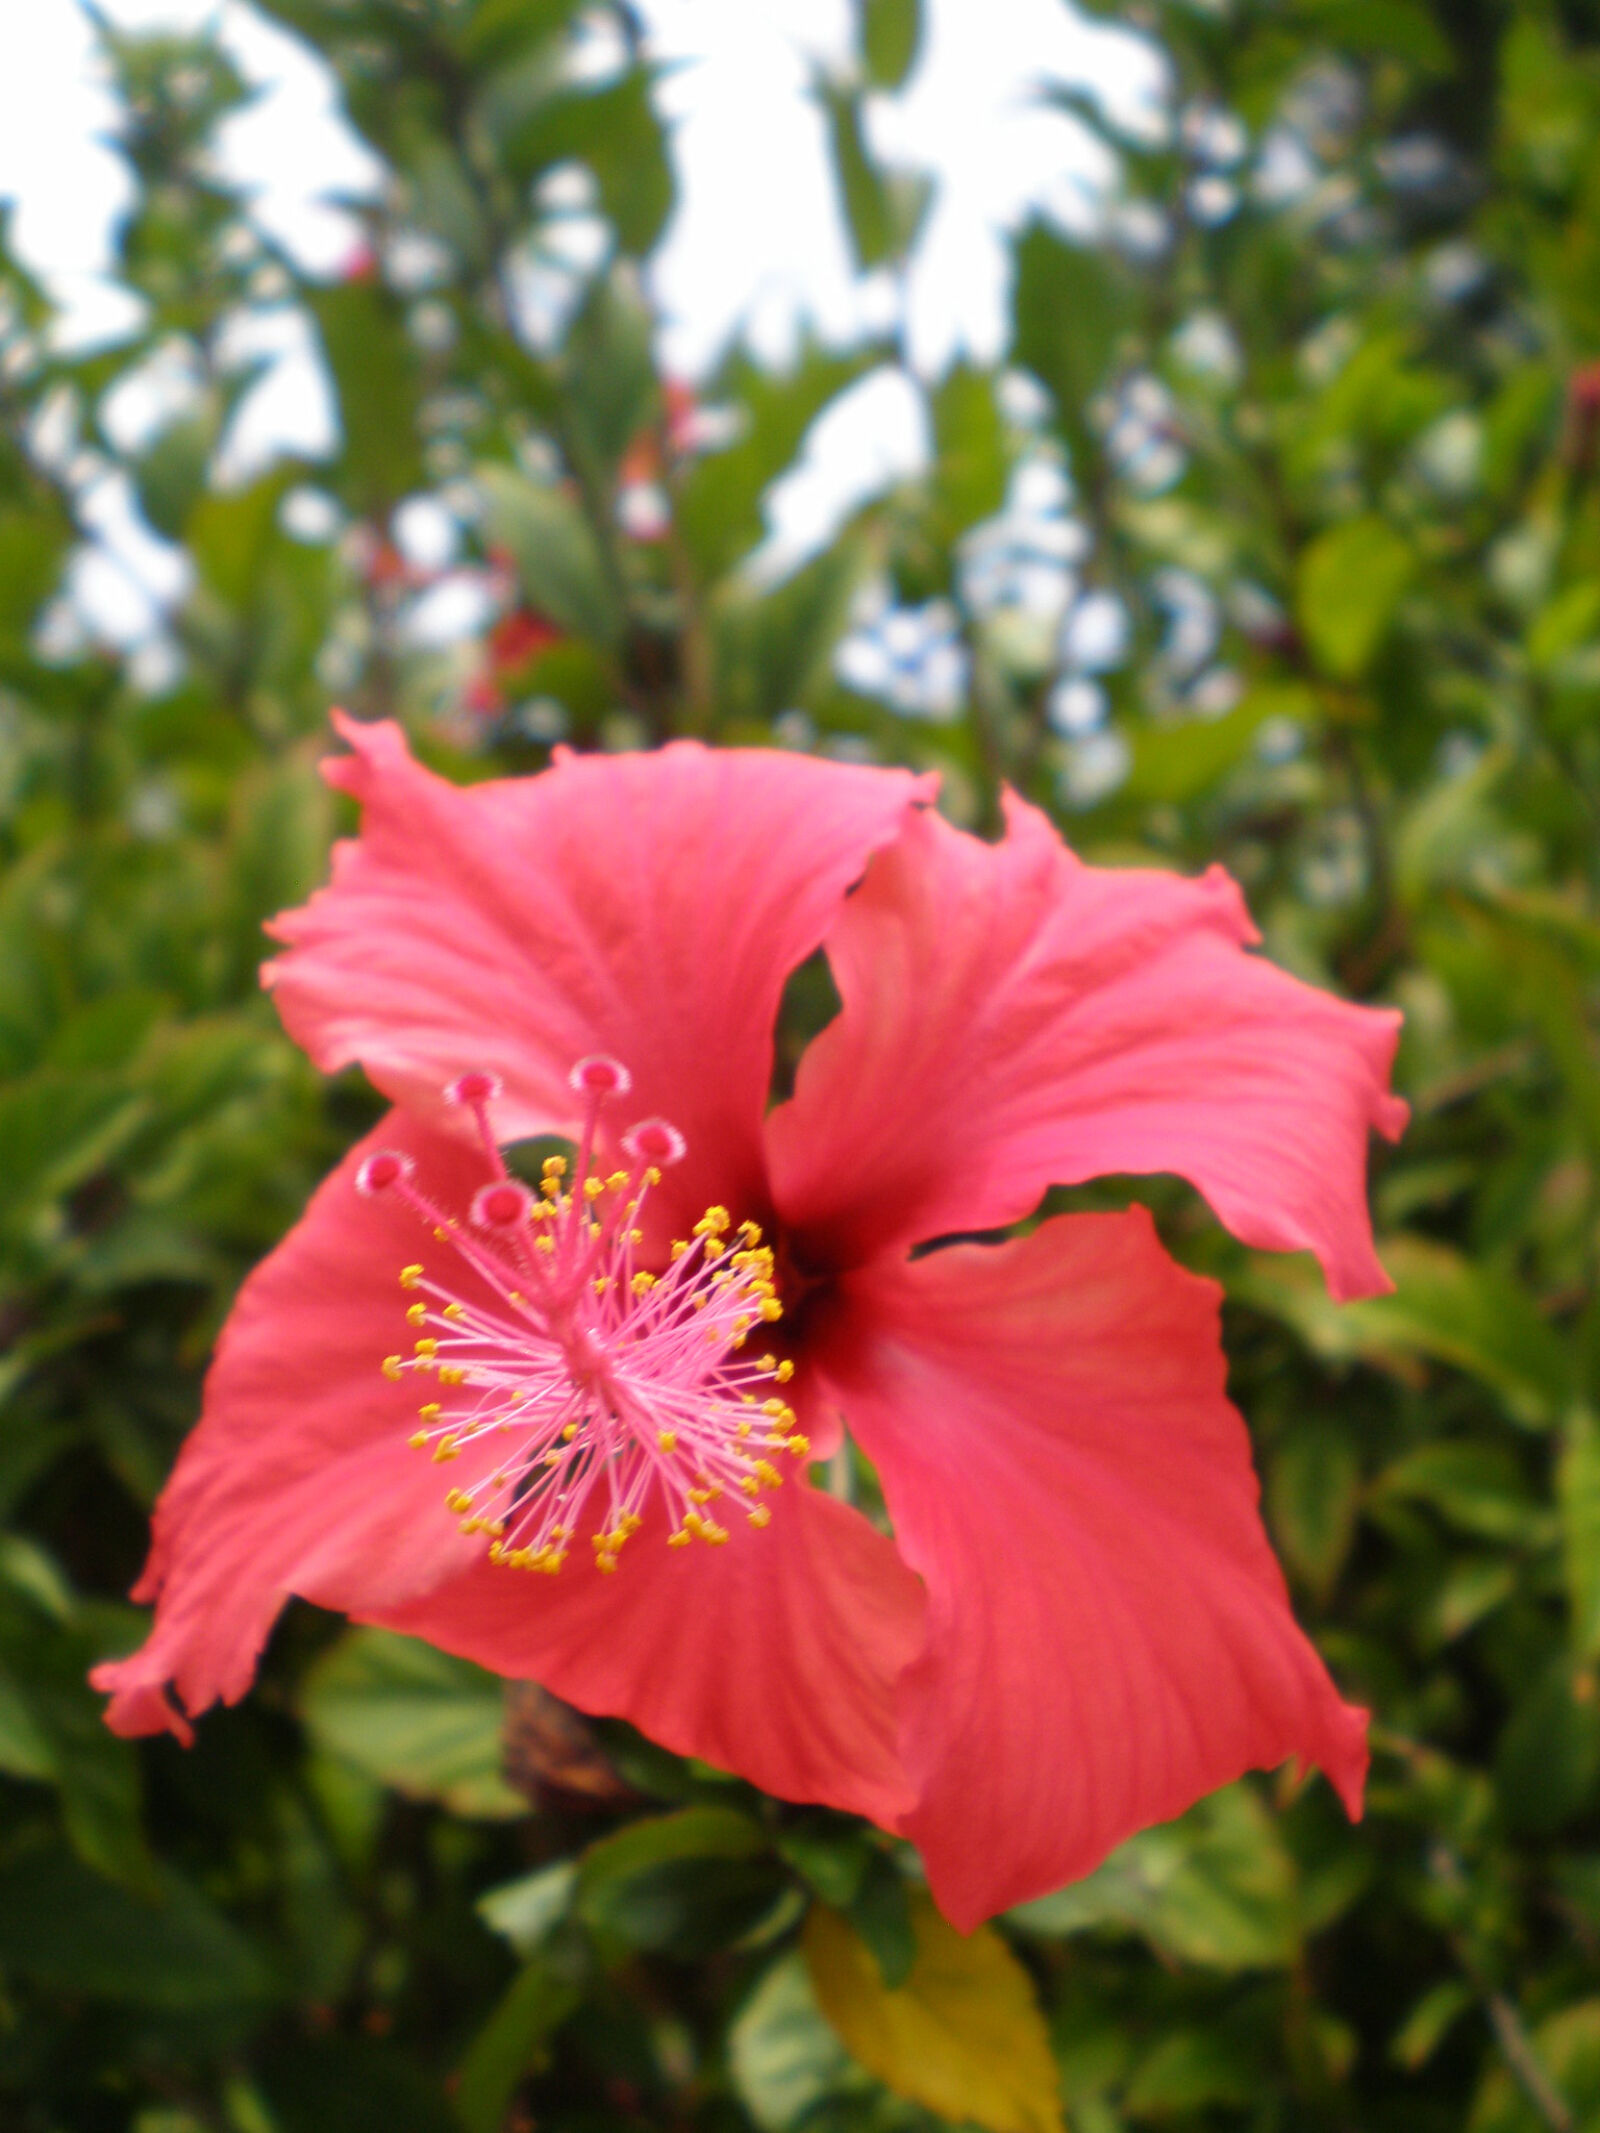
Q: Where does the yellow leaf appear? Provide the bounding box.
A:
[803,1891,1064,2133]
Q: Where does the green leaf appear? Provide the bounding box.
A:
[508,71,674,254]
[929,364,1008,537]
[1561,1406,1600,1658]
[307,279,424,513]
[1009,1783,1298,1972]
[1375,1443,1548,1545]
[1268,1418,1362,1602]
[1123,2027,1258,2114]
[299,1627,526,1819]
[819,86,927,271]
[576,1805,782,1955]
[477,464,623,649]
[805,1889,1064,2133]
[1011,222,1130,427]
[1238,1235,1570,1428]
[0,1847,272,2009]
[676,344,871,582]
[1391,1980,1474,2070]
[844,1847,916,1989]
[776,1812,875,1908]
[859,0,922,87]
[1295,515,1415,680]
[1123,683,1315,804]
[0,1662,55,1781]
[476,1860,578,1956]
[713,541,864,722]
[1528,581,1600,672]
[731,1951,859,2132]
[562,270,658,483]
[1495,1656,1600,1836]
[453,1960,580,2133]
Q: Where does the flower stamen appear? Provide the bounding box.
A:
[360,1061,802,1572]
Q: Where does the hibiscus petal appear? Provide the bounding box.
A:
[266,717,935,1225]
[95,1108,925,1823]
[93,1112,507,1739]
[811,1210,1368,1931]
[372,1481,924,1829]
[769,796,1406,1300]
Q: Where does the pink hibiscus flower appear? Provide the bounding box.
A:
[94,717,1406,1929]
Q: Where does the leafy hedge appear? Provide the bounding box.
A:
[3,1,1600,2128]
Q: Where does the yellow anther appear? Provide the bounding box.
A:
[607,1171,630,1192]
[442,1302,465,1321]
[382,1355,404,1381]
[543,1450,562,1468]
[418,1402,442,1422]
[584,1176,604,1201]
[628,1229,643,1245]
[540,1179,561,1199]
[694,1206,731,1238]
[408,1430,429,1449]
[593,1274,611,1293]
[670,1239,689,1260]
[433,1226,449,1241]
[632,1271,658,1295]
[704,1522,729,1545]
[787,1434,811,1457]
[445,1489,470,1512]
[692,1294,708,1311]
[432,1438,459,1463]
[756,1460,783,1489]
[736,1420,752,1438]
[738,1220,763,1246]
[535,1234,555,1254]
[562,1421,578,1442]
[759,1298,783,1321]
[621,1512,641,1534]
[739,1475,760,1497]
[406,1301,428,1326]
[668,1529,691,1548]
[439,1366,466,1386]
[748,1505,771,1528]
[762,1397,786,1417]
[414,1337,438,1359]
[488,1541,504,1563]
[775,1359,794,1382]
[508,1290,525,1305]
[658,1430,678,1453]
[645,1166,662,1187]
[543,1156,568,1178]
[400,1264,424,1288]
[596,1553,618,1574]
[688,1487,712,1505]
[683,1511,706,1537]
[489,1520,506,1537]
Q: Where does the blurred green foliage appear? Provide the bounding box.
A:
[3,0,1600,2127]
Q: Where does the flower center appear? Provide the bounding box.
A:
[359,1059,808,1573]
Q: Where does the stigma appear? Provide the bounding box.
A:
[358,1058,806,1574]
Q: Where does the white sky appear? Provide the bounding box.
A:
[0,0,1162,643]
[0,0,1161,369]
